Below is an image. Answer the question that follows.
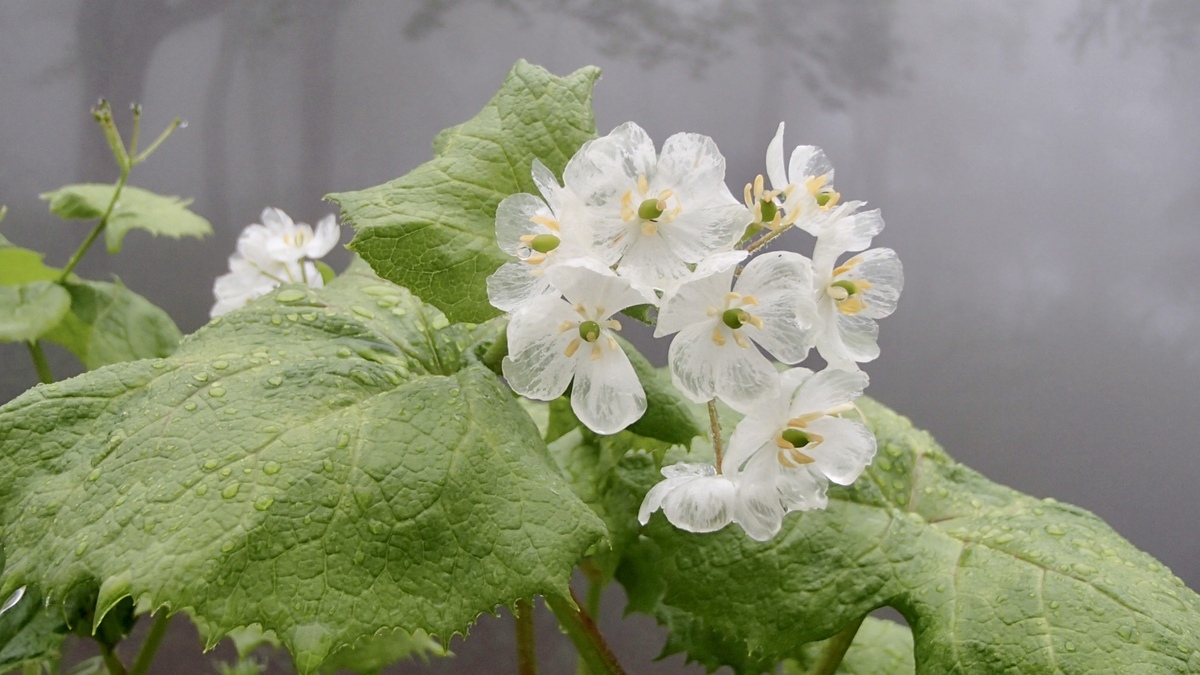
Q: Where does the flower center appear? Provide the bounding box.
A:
[805,175,840,210]
[774,414,828,467]
[827,257,873,315]
[560,311,623,361]
[707,292,762,348]
[743,174,795,231]
[621,174,681,234]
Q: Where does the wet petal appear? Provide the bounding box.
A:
[806,416,876,485]
[487,262,555,313]
[495,192,550,255]
[571,341,646,434]
[736,251,816,363]
[765,122,788,192]
[305,214,340,258]
[660,473,738,533]
[791,367,869,416]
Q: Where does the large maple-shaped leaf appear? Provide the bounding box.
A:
[0,263,604,673]
[619,399,1200,673]
[329,60,601,324]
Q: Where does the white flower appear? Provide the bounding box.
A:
[562,122,750,296]
[501,261,648,434]
[752,121,843,234]
[637,463,738,533]
[655,250,815,409]
[487,160,613,312]
[723,367,876,541]
[809,208,903,370]
[210,208,339,318]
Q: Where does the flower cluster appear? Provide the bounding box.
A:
[210,208,339,317]
[490,122,903,540]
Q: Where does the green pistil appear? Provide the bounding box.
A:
[722,308,749,330]
[781,428,810,448]
[831,280,858,296]
[579,320,601,342]
[816,192,833,207]
[530,233,560,253]
[638,198,664,221]
[759,199,778,223]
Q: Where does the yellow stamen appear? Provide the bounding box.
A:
[529,215,561,231]
[711,325,726,346]
[825,403,855,416]
[743,182,753,207]
[557,321,574,334]
[590,343,603,361]
[641,221,658,236]
[838,297,866,315]
[833,257,863,277]
[519,234,536,243]
[733,332,751,349]
[740,295,759,306]
[637,174,649,196]
[725,292,742,301]
[621,191,635,221]
[564,338,581,358]
[606,319,621,330]
[523,252,547,265]
[747,315,764,329]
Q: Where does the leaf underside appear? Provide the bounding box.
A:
[41,183,212,253]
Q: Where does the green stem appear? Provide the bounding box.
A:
[708,400,724,473]
[743,222,792,259]
[26,340,54,384]
[99,643,127,675]
[546,592,625,675]
[127,612,170,675]
[807,615,865,675]
[479,327,508,376]
[577,562,605,675]
[515,599,538,675]
[58,170,128,281]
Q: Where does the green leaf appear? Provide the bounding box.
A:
[0,281,71,342]
[41,184,212,253]
[0,588,67,674]
[0,240,60,286]
[314,260,336,285]
[330,60,602,324]
[0,267,605,673]
[620,399,1200,673]
[783,618,914,675]
[316,628,444,675]
[41,279,181,369]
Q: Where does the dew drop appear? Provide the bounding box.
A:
[75,542,88,556]
[209,387,225,398]
[87,468,101,482]
[263,462,281,475]
[271,314,283,326]
[220,468,232,477]
[286,313,299,322]
[995,533,1014,544]
[322,459,334,473]
[152,361,167,369]
[303,515,312,525]
[267,376,283,387]
[336,433,350,449]
[1049,600,1060,610]
[195,484,208,496]
[212,360,229,370]
[220,540,235,553]
[222,484,240,499]
[193,373,209,382]
[1044,524,1066,536]
[254,496,275,511]
[184,402,198,411]
[203,459,219,471]
[336,347,352,358]
[1064,641,1076,652]
[301,312,317,321]
[276,289,306,303]
[351,306,375,319]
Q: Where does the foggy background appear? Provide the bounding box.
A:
[1,0,1199,672]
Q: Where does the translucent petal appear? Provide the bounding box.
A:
[813,298,874,370]
[848,248,904,320]
[654,253,743,337]
[495,192,549,255]
[788,145,834,185]
[735,252,816,363]
[301,261,324,288]
[658,203,751,263]
[655,132,733,207]
[501,305,577,400]
[305,214,340,259]
[615,230,691,294]
[777,465,829,513]
[259,207,294,235]
[547,261,648,317]
[724,407,786,475]
[487,262,555,313]
[765,122,788,192]
[732,449,786,540]
[835,312,881,364]
[571,342,646,434]
[812,207,884,262]
[791,367,869,416]
[638,463,718,525]
[806,416,876,485]
[564,121,656,208]
[504,295,576,354]
[660,473,738,533]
